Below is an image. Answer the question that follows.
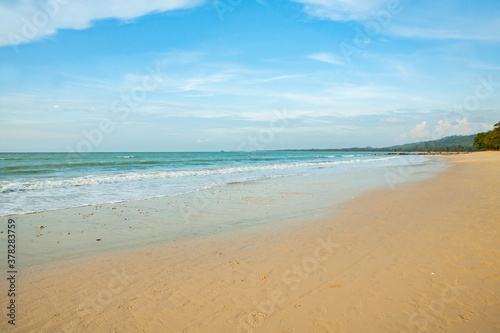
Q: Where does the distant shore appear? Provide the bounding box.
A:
[2,152,499,332]
[393,151,472,155]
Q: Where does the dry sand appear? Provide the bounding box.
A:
[2,152,499,332]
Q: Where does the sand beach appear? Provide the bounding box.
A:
[1,152,499,332]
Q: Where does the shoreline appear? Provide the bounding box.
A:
[1,152,499,332]
[2,155,445,270]
[0,152,418,218]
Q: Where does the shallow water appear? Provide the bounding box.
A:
[1,154,447,269]
[1,151,434,216]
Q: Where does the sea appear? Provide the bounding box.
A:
[0,152,436,217]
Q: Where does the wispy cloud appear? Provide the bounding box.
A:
[386,24,500,41]
[308,52,345,66]
[292,0,386,21]
[259,74,306,82]
[385,117,405,123]
[179,73,236,92]
[469,62,500,71]
[294,0,500,42]
[0,0,204,46]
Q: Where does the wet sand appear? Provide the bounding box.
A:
[1,152,499,332]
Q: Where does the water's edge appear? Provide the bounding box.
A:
[0,156,447,270]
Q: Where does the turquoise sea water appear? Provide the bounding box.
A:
[0,152,432,216]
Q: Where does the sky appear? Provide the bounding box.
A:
[0,0,499,152]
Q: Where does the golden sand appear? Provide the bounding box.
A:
[3,152,499,332]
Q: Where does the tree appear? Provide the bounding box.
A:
[473,132,487,150]
[473,121,500,150]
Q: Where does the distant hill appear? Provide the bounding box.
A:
[384,135,477,152]
[278,135,478,152]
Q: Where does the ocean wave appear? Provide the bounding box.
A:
[0,160,165,173]
[0,156,405,193]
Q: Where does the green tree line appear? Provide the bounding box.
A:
[473,122,500,150]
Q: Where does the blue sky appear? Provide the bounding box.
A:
[1,0,499,152]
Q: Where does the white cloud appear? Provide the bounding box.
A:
[407,118,490,141]
[308,52,345,66]
[292,0,386,21]
[0,0,204,47]
[385,117,404,123]
[196,138,213,143]
[433,118,491,138]
[410,121,430,139]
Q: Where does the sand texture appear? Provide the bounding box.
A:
[1,152,499,332]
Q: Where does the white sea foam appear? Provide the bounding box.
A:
[0,153,432,216]
[1,156,407,193]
